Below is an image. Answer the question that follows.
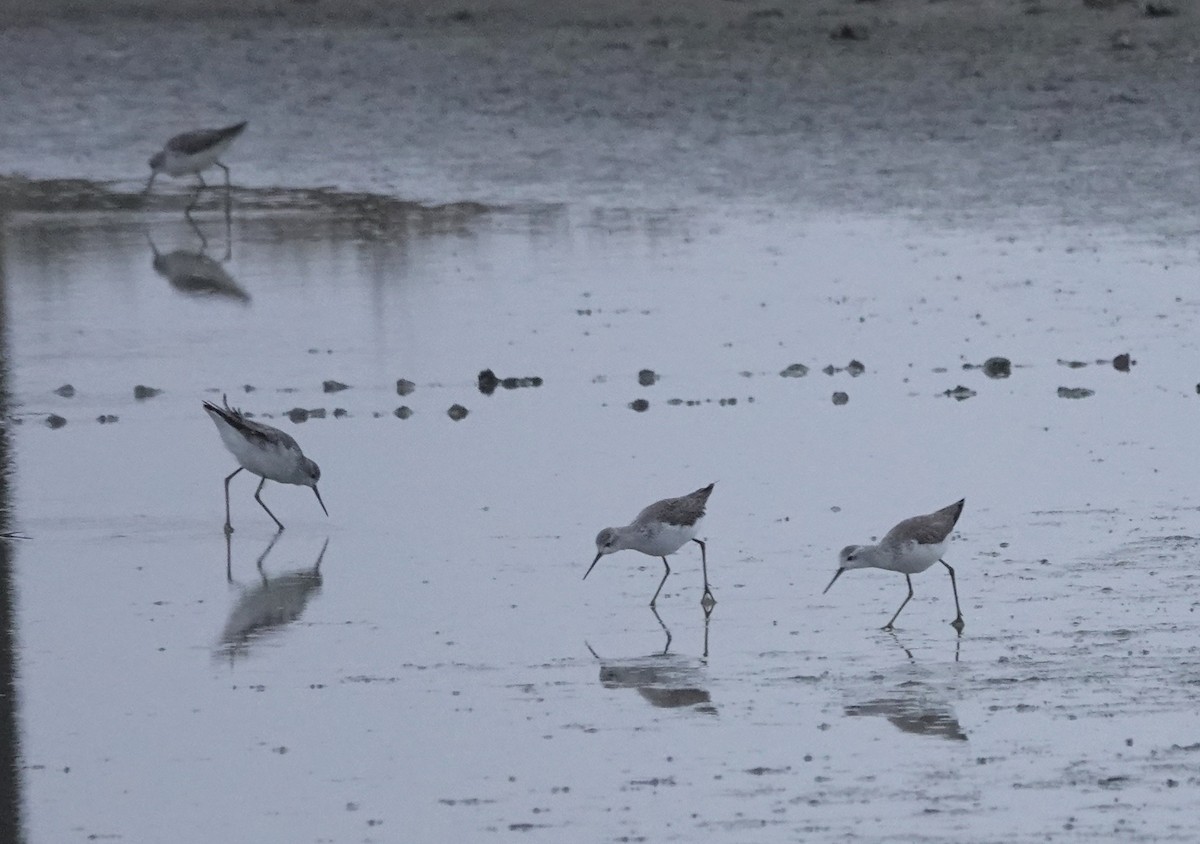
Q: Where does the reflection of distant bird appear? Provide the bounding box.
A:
[825,499,966,631]
[148,238,249,303]
[145,121,247,195]
[216,536,327,661]
[586,483,716,607]
[203,395,328,534]
[844,692,967,742]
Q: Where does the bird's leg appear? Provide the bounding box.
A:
[649,556,671,607]
[693,537,716,606]
[222,466,243,535]
[218,161,233,253]
[650,605,672,655]
[941,559,965,632]
[186,173,208,218]
[225,531,234,583]
[882,574,914,631]
[254,476,285,532]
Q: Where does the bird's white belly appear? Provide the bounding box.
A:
[635,519,701,557]
[163,141,230,177]
[890,539,947,574]
[218,427,299,484]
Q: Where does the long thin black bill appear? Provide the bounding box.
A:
[823,568,845,595]
[583,552,602,580]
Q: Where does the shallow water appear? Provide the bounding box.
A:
[5,3,1200,842]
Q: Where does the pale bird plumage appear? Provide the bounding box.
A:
[203,395,327,534]
[825,499,966,631]
[145,121,247,194]
[585,483,716,608]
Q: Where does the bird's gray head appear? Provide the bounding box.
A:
[823,545,867,595]
[838,544,866,568]
[148,151,165,172]
[304,458,321,486]
[583,527,621,581]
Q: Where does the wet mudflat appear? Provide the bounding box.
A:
[5,202,1200,843]
[4,1,1200,841]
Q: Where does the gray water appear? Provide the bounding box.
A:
[3,2,1200,842]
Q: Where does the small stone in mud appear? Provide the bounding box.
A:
[822,364,837,376]
[477,370,499,396]
[629,399,650,412]
[394,406,413,419]
[243,384,256,393]
[323,380,350,393]
[45,414,67,429]
[1057,359,1088,369]
[447,404,469,421]
[718,397,737,406]
[1113,353,1133,372]
[308,408,327,419]
[983,357,1012,378]
[846,360,865,377]
[332,408,349,419]
[1057,387,1095,399]
[288,407,310,423]
[501,376,541,390]
[831,392,849,406]
[638,369,659,387]
[53,384,75,398]
[780,363,809,378]
[96,415,118,424]
[830,23,866,40]
[133,385,162,400]
[667,398,684,406]
[944,385,977,401]
[396,378,417,397]
[1144,3,1176,17]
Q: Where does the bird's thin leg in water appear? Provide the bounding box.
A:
[941,559,965,631]
[254,476,285,532]
[222,466,243,535]
[693,537,715,605]
[650,556,671,607]
[883,574,915,631]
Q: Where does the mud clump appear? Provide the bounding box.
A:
[53,384,75,398]
[638,369,659,387]
[332,408,349,419]
[831,392,849,406]
[629,399,650,412]
[287,408,310,423]
[983,357,1011,378]
[477,370,500,395]
[96,414,118,424]
[323,380,350,393]
[780,363,809,378]
[45,414,67,429]
[846,360,866,377]
[1057,387,1095,399]
[1113,353,1133,372]
[133,385,162,400]
[830,23,867,40]
[447,404,469,421]
[1057,359,1088,369]
[396,378,417,397]
[944,385,977,401]
[394,406,413,419]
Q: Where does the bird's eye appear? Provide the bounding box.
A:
[847,554,855,561]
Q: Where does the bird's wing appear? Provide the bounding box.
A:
[203,400,301,453]
[166,122,246,155]
[636,484,713,527]
[882,499,964,548]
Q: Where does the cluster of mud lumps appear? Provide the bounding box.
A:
[477,369,544,396]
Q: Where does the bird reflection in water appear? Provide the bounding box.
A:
[585,608,715,712]
[215,534,327,662]
[147,228,246,301]
[844,681,967,742]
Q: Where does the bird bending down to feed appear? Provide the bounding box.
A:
[585,483,716,608]
[824,499,966,631]
[145,121,247,197]
[202,395,327,534]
